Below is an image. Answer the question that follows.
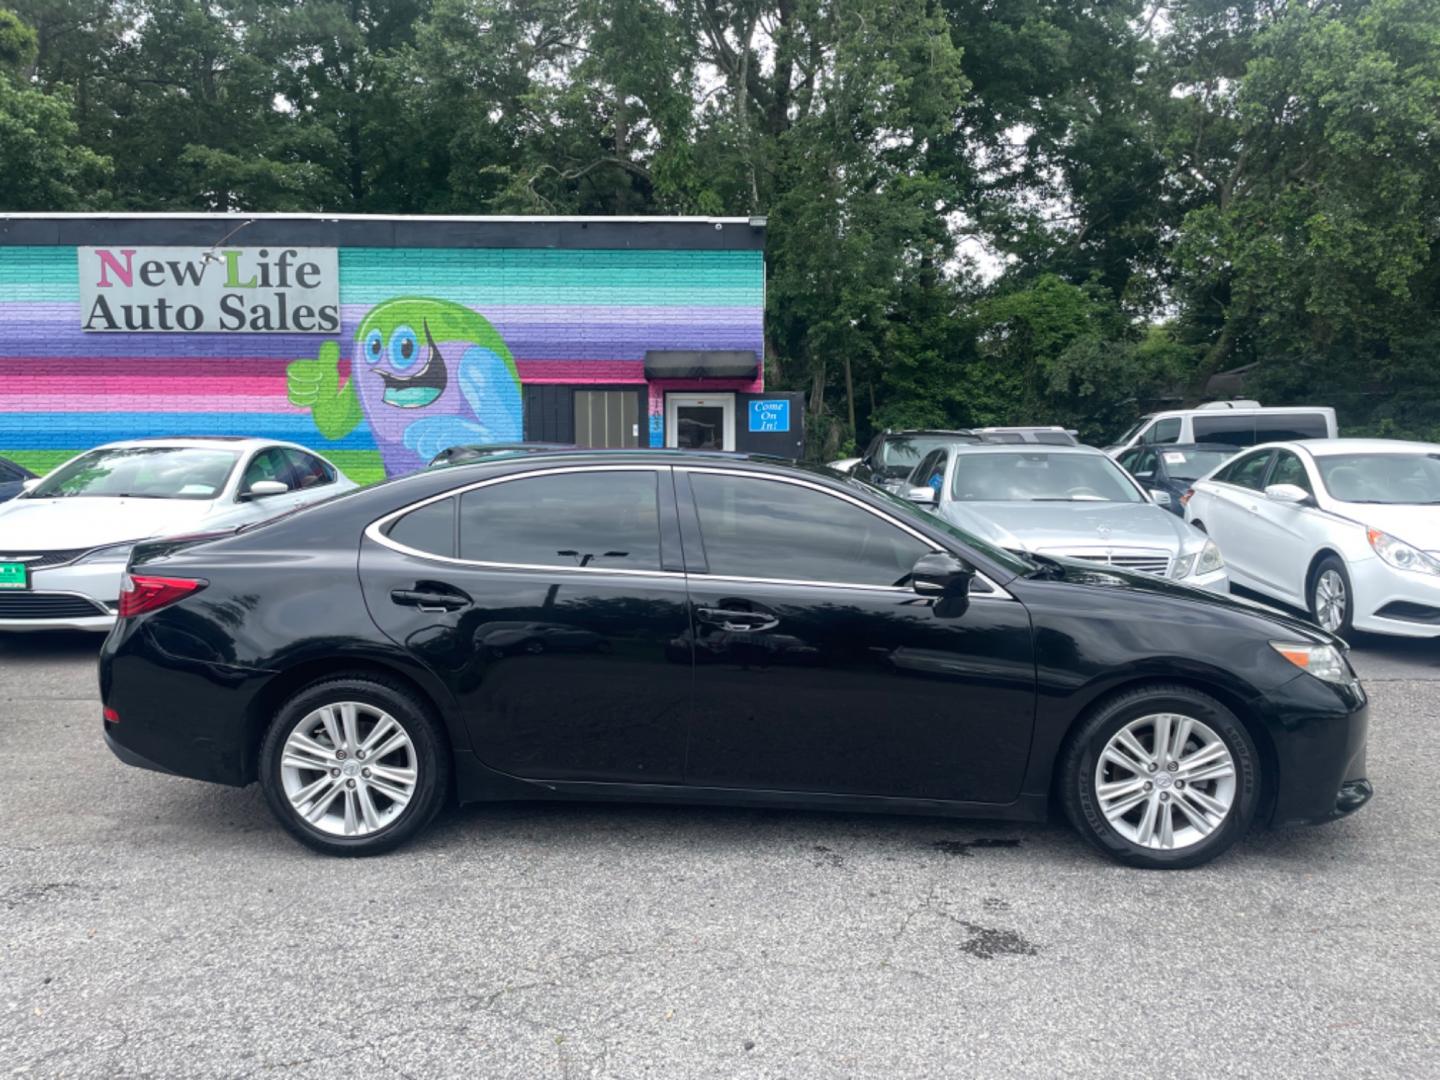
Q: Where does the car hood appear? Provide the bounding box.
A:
[0,497,225,550]
[1335,503,1440,552]
[939,499,1197,553]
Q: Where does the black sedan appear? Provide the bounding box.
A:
[100,450,1371,867]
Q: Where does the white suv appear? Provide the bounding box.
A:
[1107,402,1336,457]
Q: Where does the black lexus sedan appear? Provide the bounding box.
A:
[100,450,1372,868]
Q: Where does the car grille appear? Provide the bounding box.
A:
[1053,550,1172,576]
[0,593,110,619]
[0,549,91,570]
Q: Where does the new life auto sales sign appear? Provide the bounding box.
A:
[78,247,340,333]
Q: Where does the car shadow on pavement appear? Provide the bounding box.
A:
[0,629,104,657]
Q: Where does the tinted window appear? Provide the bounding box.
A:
[0,460,20,481]
[387,497,457,557]
[1145,417,1182,444]
[1268,451,1313,495]
[1131,449,1159,478]
[1192,414,1256,447]
[284,449,335,490]
[1254,413,1329,443]
[1117,449,1141,472]
[459,471,661,570]
[691,474,929,587]
[1218,450,1274,491]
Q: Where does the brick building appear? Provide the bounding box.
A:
[0,214,798,482]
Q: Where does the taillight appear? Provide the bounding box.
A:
[118,574,207,618]
[103,707,120,724]
[1179,488,1194,507]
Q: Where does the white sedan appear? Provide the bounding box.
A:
[1183,438,1440,637]
[0,438,356,631]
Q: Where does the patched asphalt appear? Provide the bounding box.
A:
[1,630,1436,1078]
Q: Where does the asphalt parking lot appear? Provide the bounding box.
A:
[2,630,1437,1079]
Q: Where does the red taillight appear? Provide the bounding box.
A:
[103,707,120,724]
[1179,488,1194,507]
[118,574,207,618]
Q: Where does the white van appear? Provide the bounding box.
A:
[1105,401,1337,456]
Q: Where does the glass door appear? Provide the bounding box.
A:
[665,394,735,450]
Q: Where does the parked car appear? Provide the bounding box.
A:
[0,438,355,631]
[904,443,1228,591]
[973,426,1079,446]
[101,450,1369,867]
[1106,401,1336,456]
[1183,438,1440,637]
[0,455,36,503]
[1116,443,1240,516]
[429,442,574,468]
[850,429,983,492]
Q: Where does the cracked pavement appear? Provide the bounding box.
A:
[2,631,1437,1078]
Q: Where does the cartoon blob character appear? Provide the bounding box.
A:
[287,298,523,476]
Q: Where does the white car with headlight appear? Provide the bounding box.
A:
[1182,438,1440,637]
[0,438,356,631]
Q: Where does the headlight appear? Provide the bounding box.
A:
[1191,539,1224,576]
[1170,553,1195,579]
[75,542,137,566]
[1271,642,1353,685]
[1367,528,1440,576]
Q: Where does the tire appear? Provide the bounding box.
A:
[1308,555,1354,637]
[1059,685,1260,869]
[259,676,449,856]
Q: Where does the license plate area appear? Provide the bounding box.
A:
[0,562,29,590]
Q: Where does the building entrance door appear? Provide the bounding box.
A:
[665,393,735,450]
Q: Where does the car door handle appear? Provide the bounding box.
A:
[695,607,780,632]
[390,588,469,613]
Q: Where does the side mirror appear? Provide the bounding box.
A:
[1150,489,1173,506]
[905,486,938,506]
[244,479,289,499]
[910,552,975,598]
[21,478,41,493]
[1264,483,1311,506]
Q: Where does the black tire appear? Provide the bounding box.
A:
[1059,684,1260,869]
[259,676,449,856]
[1308,555,1354,637]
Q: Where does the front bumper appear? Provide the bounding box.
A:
[1349,556,1440,638]
[1267,673,1372,828]
[0,561,122,632]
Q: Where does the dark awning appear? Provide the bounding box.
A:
[644,350,759,380]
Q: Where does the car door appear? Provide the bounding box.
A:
[235,446,311,517]
[677,466,1036,804]
[1200,449,1276,590]
[1242,449,1320,604]
[359,464,695,784]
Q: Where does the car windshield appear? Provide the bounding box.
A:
[1112,416,1152,446]
[1316,453,1440,504]
[862,481,1035,578]
[952,452,1145,503]
[878,436,965,479]
[28,447,240,500]
[1163,449,1236,482]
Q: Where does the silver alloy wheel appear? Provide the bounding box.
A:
[1314,569,1348,632]
[1094,713,1237,851]
[279,702,417,837]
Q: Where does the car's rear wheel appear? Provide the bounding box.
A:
[1308,556,1354,636]
[1060,685,1260,869]
[259,677,449,856]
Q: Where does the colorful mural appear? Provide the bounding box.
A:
[0,244,765,482]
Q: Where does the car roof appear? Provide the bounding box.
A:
[1263,438,1440,457]
[1128,442,1238,453]
[944,443,1108,458]
[88,436,329,456]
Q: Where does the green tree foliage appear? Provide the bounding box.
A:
[3,0,1439,446]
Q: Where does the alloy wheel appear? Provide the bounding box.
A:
[1314,570,1348,632]
[1094,713,1237,851]
[279,702,417,837]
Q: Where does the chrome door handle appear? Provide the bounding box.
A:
[695,607,780,632]
[391,588,469,612]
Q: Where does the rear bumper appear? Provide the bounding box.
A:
[104,726,179,777]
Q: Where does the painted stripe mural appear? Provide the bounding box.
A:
[0,240,766,482]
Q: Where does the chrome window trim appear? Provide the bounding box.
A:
[367,461,1014,599]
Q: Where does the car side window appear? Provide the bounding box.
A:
[913,450,947,492]
[690,473,931,587]
[1132,449,1159,479]
[1220,451,1275,491]
[1144,418,1181,445]
[458,470,662,571]
[1269,451,1314,495]
[283,449,336,490]
[386,497,457,557]
[1117,449,1140,472]
[240,448,291,492]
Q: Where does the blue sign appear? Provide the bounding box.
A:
[748,399,791,433]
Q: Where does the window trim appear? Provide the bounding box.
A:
[1215,449,1276,492]
[366,464,684,579]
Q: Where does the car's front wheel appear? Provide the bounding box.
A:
[1059,685,1260,869]
[259,676,449,856]
[1309,555,1354,636]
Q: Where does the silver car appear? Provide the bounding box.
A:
[901,443,1228,591]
